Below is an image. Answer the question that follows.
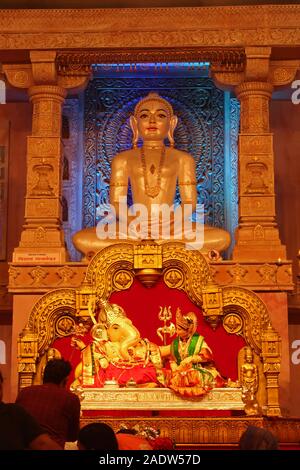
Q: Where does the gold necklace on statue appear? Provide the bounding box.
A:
[140,146,165,198]
[178,337,191,360]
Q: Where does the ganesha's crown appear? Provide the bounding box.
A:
[98,298,127,327]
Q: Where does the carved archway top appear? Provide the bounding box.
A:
[162,242,211,306]
[84,242,211,305]
[22,242,212,358]
[27,287,76,354]
[22,242,281,403]
[84,243,135,295]
[222,285,272,354]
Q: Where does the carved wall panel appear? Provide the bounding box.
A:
[0,122,9,260]
[1,6,300,50]
[229,97,239,247]
[62,99,84,261]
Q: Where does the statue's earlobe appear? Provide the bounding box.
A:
[130,115,139,149]
[168,115,178,148]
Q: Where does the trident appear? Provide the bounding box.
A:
[156,306,176,345]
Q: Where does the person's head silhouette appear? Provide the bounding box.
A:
[78,423,118,450]
[239,425,278,450]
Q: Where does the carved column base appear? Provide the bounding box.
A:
[13,228,68,263]
[233,225,286,261]
[233,129,286,261]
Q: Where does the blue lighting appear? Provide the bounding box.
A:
[92,62,210,78]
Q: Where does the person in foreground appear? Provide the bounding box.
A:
[0,370,61,450]
[116,428,153,450]
[239,425,278,450]
[77,423,119,450]
[16,358,81,448]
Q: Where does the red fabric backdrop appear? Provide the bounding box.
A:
[110,279,245,381]
[52,278,245,387]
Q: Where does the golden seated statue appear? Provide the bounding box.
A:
[71,299,224,399]
[73,93,230,258]
[71,299,165,388]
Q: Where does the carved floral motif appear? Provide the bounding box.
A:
[1,5,300,50]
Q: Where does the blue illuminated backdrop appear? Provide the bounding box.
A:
[82,63,239,256]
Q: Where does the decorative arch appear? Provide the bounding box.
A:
[222,286,270,354]
[162,242,211,306]
[84,241,211,307]
[222,285,281,416]
[18,241,281,415]
[27,288,77,354]
[84,243,134,298]
[18,288,76,389]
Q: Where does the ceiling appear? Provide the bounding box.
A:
[0,0,299,9]
[1,1,298,102]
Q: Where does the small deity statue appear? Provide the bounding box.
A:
[160,309,224,397]
[240,346,260,416]
[39,347,61,383]
[71,299,164,388]
[73,92,230,258]
[46,347,61,362]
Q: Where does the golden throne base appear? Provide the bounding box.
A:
[81,387,244,411]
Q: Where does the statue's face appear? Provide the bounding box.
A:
[107,323,124,343]
[176,325,190,340]
[136,99,170,141]
[246,353,253,363]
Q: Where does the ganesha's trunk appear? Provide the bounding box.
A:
[120,323,141,361]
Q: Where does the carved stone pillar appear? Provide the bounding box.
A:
[4,52,89,263]
[15,84,67,262]
[261,324,281,417]
[233,80,286,260]
[17,326,39,390]
[213,49,299,261]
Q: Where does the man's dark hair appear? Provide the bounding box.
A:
[78,423,118,450]
[43,359,72,385]
[239,425,278,450]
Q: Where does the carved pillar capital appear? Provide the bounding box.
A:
[211,71,243,91]
[28,84,67,102]
[28,85,66,138]
[235,81,273,134]
[30,51,57,85]
[236,81,273,98]
[269,60,300,86]
[58,73,90,91]
[244,47,271,81]
[3,64,34,88]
